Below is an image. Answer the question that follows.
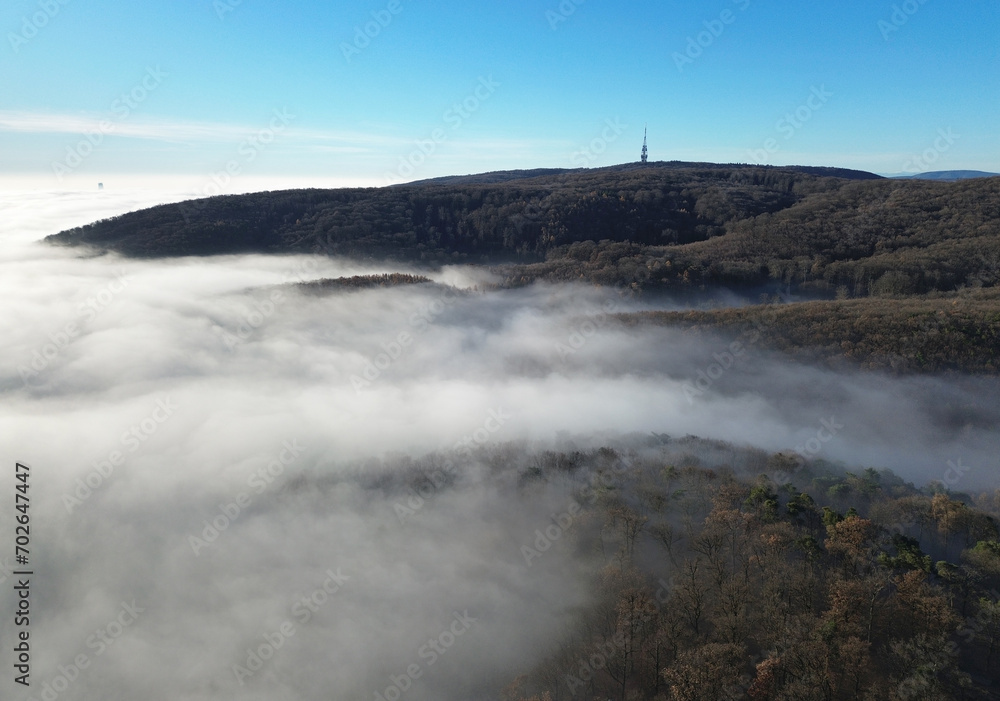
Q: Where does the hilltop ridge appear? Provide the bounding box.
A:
[46,160,998,299]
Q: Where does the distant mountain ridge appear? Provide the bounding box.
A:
[889,170,999,181]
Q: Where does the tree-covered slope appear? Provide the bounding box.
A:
[617,289,1000,374]
[46,163,876,263]
[493,177,1000,297]
[46,162,1000,299]
[485,438,1000,700]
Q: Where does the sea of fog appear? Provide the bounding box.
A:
[0,188,997,700]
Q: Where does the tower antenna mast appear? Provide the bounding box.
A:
[641,124,648,163]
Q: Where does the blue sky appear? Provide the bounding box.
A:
[1,0,997,190]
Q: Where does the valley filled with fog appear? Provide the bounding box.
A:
[1,190,998,701]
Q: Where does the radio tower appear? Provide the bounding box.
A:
[641,124,648,163]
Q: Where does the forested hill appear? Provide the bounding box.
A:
[45,162,1000,297]
[46,162,878,263]
[402,161,883,186]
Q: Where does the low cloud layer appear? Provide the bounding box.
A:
[1,190,997,700]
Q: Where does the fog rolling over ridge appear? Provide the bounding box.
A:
[1,191,997,700]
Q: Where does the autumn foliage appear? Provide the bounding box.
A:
[501,445,1000,700]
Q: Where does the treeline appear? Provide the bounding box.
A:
[494,177,1000,296]
[618,288,1000,374]
[296,273,434,293]
[47,164,827,262]
[489,438,1000,701]
[47,163,999,298]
